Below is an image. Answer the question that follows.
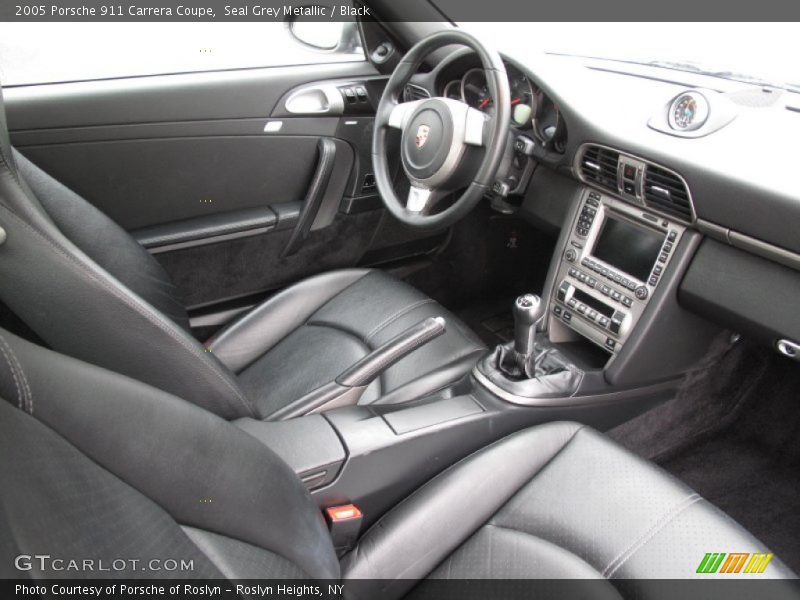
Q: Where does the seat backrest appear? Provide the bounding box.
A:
[0,83,254,419]
[0,327,338,579]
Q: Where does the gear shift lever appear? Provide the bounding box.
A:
[513,293,544,377]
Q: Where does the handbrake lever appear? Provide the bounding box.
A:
[269,317,446,420]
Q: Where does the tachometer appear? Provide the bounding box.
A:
[461,68,492,112]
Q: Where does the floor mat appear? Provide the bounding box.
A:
[455,296,516,347]
[610,333,800,574]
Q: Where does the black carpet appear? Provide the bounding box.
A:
[610,334,800,574]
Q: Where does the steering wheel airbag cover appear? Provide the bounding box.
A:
[401,101,454,181]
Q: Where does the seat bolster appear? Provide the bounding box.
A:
[0,328,340,580]
[206,269,371,373]
[340,422,584,598]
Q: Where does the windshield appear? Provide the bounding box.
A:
[458,23,799,93]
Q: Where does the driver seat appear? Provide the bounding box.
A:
[0,84,485,421]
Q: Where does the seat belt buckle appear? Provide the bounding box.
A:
[324,504,363,554]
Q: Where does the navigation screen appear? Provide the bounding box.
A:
[592,216,664,281]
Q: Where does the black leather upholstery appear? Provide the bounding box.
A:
[0,81,484,420]
[208,269,485,417]
[342,423,796,597]
[0,328,795,589]
[0,328,338,579]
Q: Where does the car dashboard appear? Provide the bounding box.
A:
[406,46,800,363]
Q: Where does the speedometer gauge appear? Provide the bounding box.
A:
[443,80,462,101]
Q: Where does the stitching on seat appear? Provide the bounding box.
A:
[602,492,702,578]
[303,269,375,328]
[211,269,371,353]
[0,335,33,414]
[0,206,255,418]
[0,143,22,187]
[364,298,436,343]
[0,335,23,410]
[304,319,372,349]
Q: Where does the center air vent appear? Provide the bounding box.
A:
[643,165,692,221]
[580,145,619,193]
[403,84,431,102]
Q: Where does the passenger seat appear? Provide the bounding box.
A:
[0,327,795,595]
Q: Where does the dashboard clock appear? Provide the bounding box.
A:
[668,91,710,131]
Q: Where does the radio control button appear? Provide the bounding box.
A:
[668,230,677,242]
[658,253,668,263]
[605,337,616,350]
[565,248,577,262]
[625,281,637,291]
[622,296,633,307]
[568,298,577,308]
[653,265,663,275]
[553,306,562,317]
[611,290,622,302]
[598,316,610,328]
[635,286,649,300]
[588,309,598,320]
[563,311,572,322]
[663,242,673,252]
[588,277,597,288]
[600,285,611,296]
[649,276,659,286]
[577,304,587,314]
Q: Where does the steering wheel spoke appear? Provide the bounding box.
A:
[406,184,442,215]
[388,99,426,129]
[464,106,489,146]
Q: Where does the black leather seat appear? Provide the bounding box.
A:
[0,328,795,593]
[0,83,484,421]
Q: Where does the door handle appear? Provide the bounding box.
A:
[281,137,337,257]
[284,85,345,115]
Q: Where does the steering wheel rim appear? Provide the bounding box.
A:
[372,30,510,231]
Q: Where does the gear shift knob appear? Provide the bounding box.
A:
[513,293,544,360]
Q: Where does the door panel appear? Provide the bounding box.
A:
[18,136,321,229]
[3,61,447,322]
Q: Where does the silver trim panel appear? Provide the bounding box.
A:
[696,219,800,273]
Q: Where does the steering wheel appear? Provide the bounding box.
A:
[372,30,511,230]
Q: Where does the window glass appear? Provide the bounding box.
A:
[0,21,365,86]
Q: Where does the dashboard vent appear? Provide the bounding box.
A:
[403,84,430,102]
[580,145,619,193]
[644,165,692,221]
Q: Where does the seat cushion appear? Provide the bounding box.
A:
[206,269,486,419]
[341,422,796,599]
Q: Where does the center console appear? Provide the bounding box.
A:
[232,147,724,546]
[552,188,686,354]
